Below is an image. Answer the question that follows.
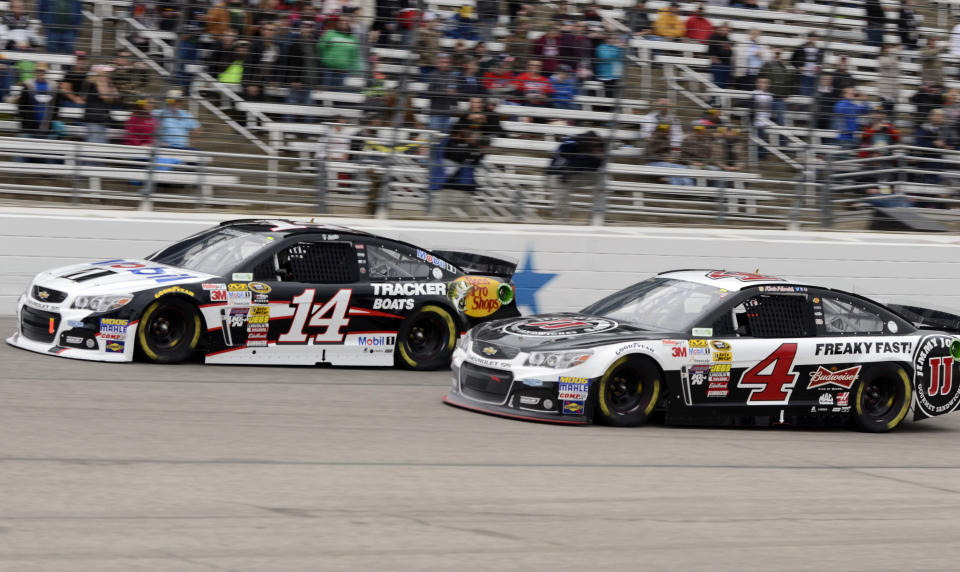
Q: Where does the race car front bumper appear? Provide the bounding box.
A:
[6,296,138,363]
[444,354,595,424]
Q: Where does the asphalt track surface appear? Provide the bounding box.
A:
[4,316,960,571]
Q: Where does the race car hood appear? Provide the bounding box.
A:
[31,259,215,295]
[470,313,682,352]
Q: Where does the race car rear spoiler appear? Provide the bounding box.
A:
[433,250,517,279]
[888,304,960,335]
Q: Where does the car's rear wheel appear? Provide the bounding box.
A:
[136,297,202,364]
[853,363,912,433]
[396,304,456,370]
[594,356,662,426]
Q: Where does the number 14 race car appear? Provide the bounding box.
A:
[8,219,519,370]
[446,270,960,432]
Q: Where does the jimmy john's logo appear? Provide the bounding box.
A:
[914,335,960,419]
[502,316,618,338]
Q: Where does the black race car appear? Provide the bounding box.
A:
[9,219,519,369]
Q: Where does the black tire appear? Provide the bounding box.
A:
[396,304,457,370]
[594,356,662,427]
[853,363,912,433]
[136,297,202,364]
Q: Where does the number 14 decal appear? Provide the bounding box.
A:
[278,288,352,343]
[738,343,799,405]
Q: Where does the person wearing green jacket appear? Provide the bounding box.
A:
[318,19,360,90]
[757,49,794,125]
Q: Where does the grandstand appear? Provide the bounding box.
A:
[0,0,957,230]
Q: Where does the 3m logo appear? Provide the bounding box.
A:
[705,271,782,282]
[526,319,590,330]
[807,365,862,390]
[928,356,955,397]
[672,346,687,358]
[738,343,799,405]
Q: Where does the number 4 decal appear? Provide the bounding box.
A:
[738,343,799,405]
[278,288,352,343]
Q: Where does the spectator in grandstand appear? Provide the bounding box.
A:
[942,89,960,134]
[713,126,745,174]
[426,53,460,132]
[113,50,151,108]
[156,90,201,150]
[217,39,249,87]
[864,0,889,49]
[640,98,684,149]
[814,74,839,130]
[174,24,203,89]
[748,76,774,158]
[921,38,946,87]
[245,22,287,101]
[504,21,531,73]
[458,58,487,97]
[790,32,822,97]
[831,56,856,94]
[476,0,500,43]
[513,59,554,107]
[37,0,83,54]
[735,29,768,91]
[915,108,954,183]
[643,123,673,162]
[628,0,653,37]
[708,22,733,90]
[550,65,578,110]
[283,20,320,110]
[533,26,564,76]
[206,0,252,36]
[876,44,901,116]
[550,0,576,23]
[898,0,919,50]
[435,127,488,216]
[450,40,473,69]
[546,130,605,221]
[460,97,502,137]
[691,107,724,129]
[758,49,793,125]
[833,87,871,149]
[482,57,517,99]
[951,19,960,58]
[581,2,603,23]
[562,21,595,79]
[80,65,118,144]
[123,99,157,147]
[319,18,360,89]
[370,0,407,47]
[417,15,443,80]
[859,107,900,156]
[8,63,58,139]
[208,30,240,77]
[446,5,480,41]
[57,50,89,109]
[685,4,713,44]
[474,42,497,76]
[911,83,945,127]
[680,124,713,169]
[595,35,624,101]
[3,1,31,36]
[653,3,685,41]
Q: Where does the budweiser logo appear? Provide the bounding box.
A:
[807,365,861,390]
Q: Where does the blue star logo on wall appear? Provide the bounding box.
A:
[512,248,556,315]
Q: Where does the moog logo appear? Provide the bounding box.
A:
[358,335,396,346]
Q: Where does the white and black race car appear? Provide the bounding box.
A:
[8,219,518,369]
[445,270,960,432]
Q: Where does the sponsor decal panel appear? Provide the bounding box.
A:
[232,273,253,282]
[372,283,448,297]
[519,396,541,406]
[93,259,198,283]
[562,400,585,415]
[246,305,270,347]
[210,289,227,302]
[105,340,125,354]
[837,391,850,407]
[706,381,729,397]
[814,341,913,356]
[557,376,589,401]
[691,328,713,337]
[248,282,272,294]
[448,276,514,318]
[202,283,226,291]
[154,286,194,298]
[358,335,396,347]
[819,393,834,406]
[914,335,960,418]
[372,298,414,311]
[705,270,782,282]
[503,316,618,338]
[807,365,861,390]
[615,341,658,356]
[221,307,249,346]
[415,249,456,273]
[99,318,129,341]
[227,290,252,305]
[710,341,731,351]
[689,364,710,386]
[709,363,731,383]
[713,351,732,362]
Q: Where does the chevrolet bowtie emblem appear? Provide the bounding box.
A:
[37,290,50,300]
[482,346,497,356]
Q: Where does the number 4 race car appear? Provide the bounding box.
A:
[445,270,960,432]
[8,219,519,370]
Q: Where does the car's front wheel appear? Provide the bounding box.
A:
[594,356,662,426]
[396,304,457,370]
[853,363,912,433]
[136,297,202,363]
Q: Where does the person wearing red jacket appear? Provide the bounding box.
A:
[481,57,516,99]
[859,107,901,158]
[685,5,714,43]
[123,99,157,146]
[532,26,564,75]
[513,60,554,107]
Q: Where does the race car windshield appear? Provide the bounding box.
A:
[581,278,727,331]
[149,228,277,276]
